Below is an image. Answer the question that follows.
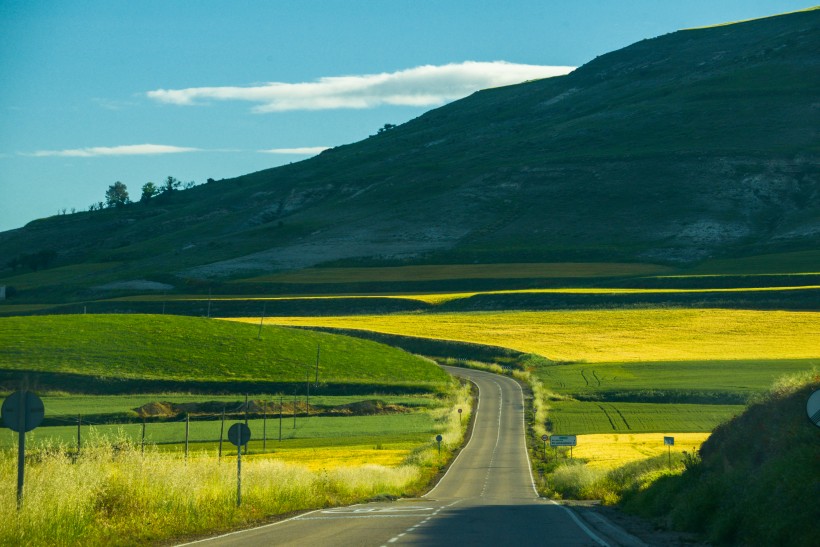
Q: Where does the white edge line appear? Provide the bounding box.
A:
[513,374,611,547]
[174,508,324,546]
[549,501,611,547]
[424,371,480,498]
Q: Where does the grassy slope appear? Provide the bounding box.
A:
[0,315,451,393]
[620,375,820,546]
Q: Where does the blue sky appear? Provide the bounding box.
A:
[0,1,813,232]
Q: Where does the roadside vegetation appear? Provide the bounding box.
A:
[0,381,472,546]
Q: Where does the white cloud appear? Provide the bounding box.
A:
[259,147,330,155]
[147,61,575,112]
[24,144,201,157]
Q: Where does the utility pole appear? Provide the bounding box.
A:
[244,394,249,455]
[314,344,320,387]
[218,407,225,460]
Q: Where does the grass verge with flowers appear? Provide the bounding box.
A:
[0,382,472,546]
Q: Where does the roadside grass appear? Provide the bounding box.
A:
[0,383,472,546]
[0,314,451,393]
[262,308,820,364]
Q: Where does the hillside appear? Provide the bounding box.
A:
[621,373,820,546]
[0,9,818,298]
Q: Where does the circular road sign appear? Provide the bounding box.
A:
[541,434,548,441]
[228,423,252,446]
[807,390,820,428]
[2,391,44,432]
[435,434,443,442]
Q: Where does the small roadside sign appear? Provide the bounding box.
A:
[664,436,675,446]
[807,390,820,428]
[2,391,44,432]
[541,434,548,441]
[227,423,252,508]
[550,435,577,447]
[228,423,251,447]
[2,390,45,509]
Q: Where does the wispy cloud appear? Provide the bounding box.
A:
[23,144,202,157]
[259,147,330,155]
[147,61,575,112]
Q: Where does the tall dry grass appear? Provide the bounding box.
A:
[0,385,473,546]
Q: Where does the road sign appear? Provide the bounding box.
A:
[2,391,44,432]
[550,435,576,447]
[541,434,548,441]
[664,436,675,446]
[435,434,442,442]
[808,390,820,427]
[2,390,45,509]
[228,423,251,447]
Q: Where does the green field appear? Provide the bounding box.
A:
[3,413,439,451]
[536,359,816,402]
[547,401,744,434]
[0,314,451,393]
[34,393,439,418]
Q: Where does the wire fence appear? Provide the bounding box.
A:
[1,398,325,457]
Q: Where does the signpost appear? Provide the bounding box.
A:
[2,390,45,508]
[458,408,462,424]
[807,390,820,427]
[436,434,443,456]
[550,435,577,459]
[541,434,548,461]
[228,423,252,507]
[664,436,675,467]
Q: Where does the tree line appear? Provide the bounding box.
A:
[89,176,214,211]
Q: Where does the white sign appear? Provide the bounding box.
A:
[807,390,820,428]
[664,436,675,446]
[550,435,577,447]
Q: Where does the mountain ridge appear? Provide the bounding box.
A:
[1,8,818,291]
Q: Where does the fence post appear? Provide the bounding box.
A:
[219,407,225,461]
[185,413,190,460]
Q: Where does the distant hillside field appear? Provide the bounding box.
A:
[0,315,451,394]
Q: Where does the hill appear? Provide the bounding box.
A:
[621,372,820,546]
[0,315,451,394]
[0,8,818,300]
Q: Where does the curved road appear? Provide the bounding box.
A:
[183,367,607,546]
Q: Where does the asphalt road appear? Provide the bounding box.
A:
[182,367,608,546]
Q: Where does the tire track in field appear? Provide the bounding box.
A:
[591,370,601,387]
[610,405,632,430]
[596,404,617,430]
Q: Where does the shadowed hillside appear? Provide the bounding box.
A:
[1,9,818,297]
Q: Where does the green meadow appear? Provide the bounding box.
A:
[0,314,451,393]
